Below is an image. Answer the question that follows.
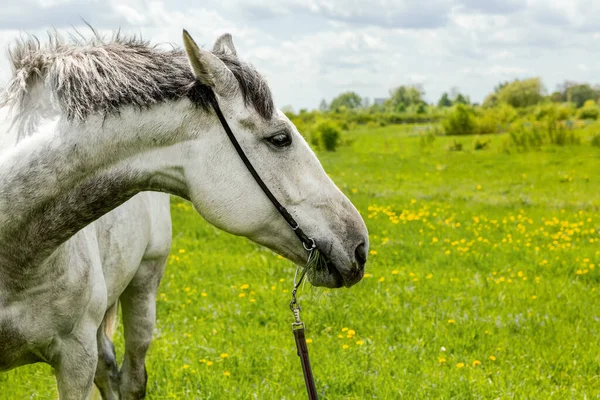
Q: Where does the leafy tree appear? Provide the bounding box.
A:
[496,78,545,108]
[454,93,470,105]
[330,91,362,110]
[494,81,508,93]
[482,93,498,108]
[442,104,476,136]
[388,85,424,109]
[566,84,597,108]
[549,91,563,103]
[395,103,406,113]
[437,92,452,108]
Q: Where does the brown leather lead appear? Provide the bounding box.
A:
[294,325,318,400]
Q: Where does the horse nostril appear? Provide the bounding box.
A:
[354,242,367,270]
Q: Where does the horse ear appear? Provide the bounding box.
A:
[213,33,237,56]
[182,29,237,95]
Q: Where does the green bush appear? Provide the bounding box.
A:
[591,134,600,148]
[508,116,580,151]
[508,122,544,151]
[557,103,576,120]
[442,104,476,135]
[546,116,580,146]
[473,137,490,150]
[314,120,341,151]
[578,100,599,120]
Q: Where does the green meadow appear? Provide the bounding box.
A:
[2,124,600,398]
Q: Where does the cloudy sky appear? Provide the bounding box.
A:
[0,0,598,110]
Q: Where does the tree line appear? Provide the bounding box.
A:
[321,78,599,113]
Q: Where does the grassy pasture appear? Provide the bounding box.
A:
[2,125,600,398]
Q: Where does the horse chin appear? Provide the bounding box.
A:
[306,261,345,288]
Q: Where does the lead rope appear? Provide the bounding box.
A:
[210,98,318,400]
[290,249,319,400]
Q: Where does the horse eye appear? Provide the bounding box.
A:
[266,132,292,148]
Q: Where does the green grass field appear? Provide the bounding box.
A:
[2,125,600,398]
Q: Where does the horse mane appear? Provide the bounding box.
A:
[0,31,274,123]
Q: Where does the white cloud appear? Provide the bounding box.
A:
[0,0,598,108]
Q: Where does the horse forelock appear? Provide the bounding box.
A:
[0,31,274,124]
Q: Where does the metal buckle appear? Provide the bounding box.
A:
[303,238,316,252]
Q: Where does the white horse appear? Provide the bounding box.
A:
[0,30,368,399]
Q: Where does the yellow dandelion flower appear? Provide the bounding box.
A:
[249,298,256,303]
[356,340,364,345]
[240,284,249,290]
[238,293,246,298]
[448,319,455,324]
[472,360,481,367]
[201,292,208,297]
[279,278,285,283]
[179,249,186,254]
[439,357,446,363]
[370,250,378,255]
[364,273,373,278]
[342,327,349,332]
[392,270,399,275]
[342,344,349,349]
[347,329,356,336]
[220,353,228,359]
[207,361,213,366]
[271,285,276,290]
[182,364,189,369]
[223,371,230,377]
[184,287,191,292]
[306,338,313,343]
[456,363,465,368]
[379,277,385,282]
[489,355,496,361]
[426,273,433,279]
[531,295,537,299]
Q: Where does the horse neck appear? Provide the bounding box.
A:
[0,100,204,269]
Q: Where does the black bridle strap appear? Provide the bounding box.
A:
[212,101,315,250]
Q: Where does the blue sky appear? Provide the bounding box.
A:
[0,0,597,110]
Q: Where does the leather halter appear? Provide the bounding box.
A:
[211,101,316,252]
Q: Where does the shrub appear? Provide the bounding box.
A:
[557,103,576,120]
[473,137,490,150]
[508,117,580,151]
[546,116,580,146]
[508,121,544,151]
[592,134,600,148]
[578,100,599,120]
[443,104,476,136]
[314,120,341,151]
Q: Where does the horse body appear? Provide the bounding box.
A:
[0,30,369,399]
[0,106,172,397]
